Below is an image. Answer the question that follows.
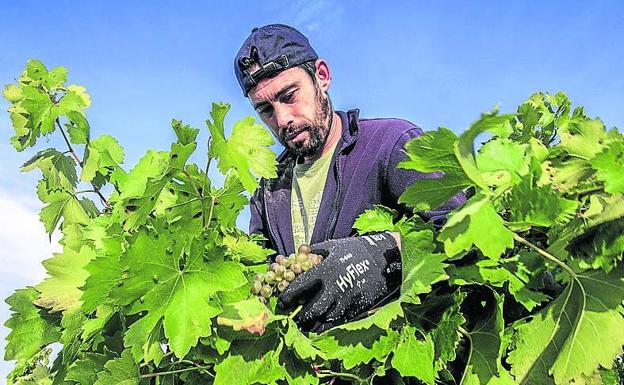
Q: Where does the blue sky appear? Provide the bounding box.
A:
[1,0,623,377]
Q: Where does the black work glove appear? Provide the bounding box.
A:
[278,232,402,333]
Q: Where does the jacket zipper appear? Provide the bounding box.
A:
[326,153,342,241]
[262,181,280,255]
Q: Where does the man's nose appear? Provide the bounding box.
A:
[274,104,294,130]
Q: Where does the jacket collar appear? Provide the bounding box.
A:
[274,108,360,166]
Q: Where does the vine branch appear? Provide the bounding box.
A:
[204,136,213,183]
[317,369,366,383]
[206,195,216,227]
[513,234,577,278]
[55,118,111,209]
[457,326,472,385]
[140,365,212,379]
[182,168,208,227]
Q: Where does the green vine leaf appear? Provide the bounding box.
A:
[81,134,125,183]
[353,205,397,233]
[213,342,286,385]
[39,190,93,236]
[222,232,273,264]
[34,245,95,313]
[508,266,624,385]
[439,194,514,259]
[206,102,277,193]
[111,229,246,359]
[461,289,505,385]
[284,318,323,360]
[66,352,110,385]
[391,326,435,384]
[400,230,449,304]
[590,139,624,194]
[4,288,62,369]
[398,127,472,211]
[216,298,278,336]
[505,175,578,228]
[313,326,400,370]
[93,350,139,385]
[454,111,515,189]
[449,251,549,311]
[21,148,78,191]
[558,118,608,160]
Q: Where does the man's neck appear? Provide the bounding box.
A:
[302,112,342,164]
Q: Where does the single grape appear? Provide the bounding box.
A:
[277,280,290,292]
[251,281,262,295]
[258,296,267,304]
[287,254,296,265]
[275,255,286,265]
[265,271,276,283]
[301,261,312,271]
[275,265,287,277]
[308,254,320,265]
[283,270,296,282]
[260,285,273,298]
[295,253,308,263]
[254,273,265,282]
[269,262,280,272]
[298,244,311,254]
[291,263,302,274]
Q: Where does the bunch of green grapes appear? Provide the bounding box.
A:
[251,244,324,302]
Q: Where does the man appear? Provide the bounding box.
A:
[234,24,464,332]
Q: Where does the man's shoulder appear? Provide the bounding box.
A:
[356,115,423,145]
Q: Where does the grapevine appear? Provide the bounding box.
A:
[3,60,624,385]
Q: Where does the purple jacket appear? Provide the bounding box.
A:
[249,109,466,256]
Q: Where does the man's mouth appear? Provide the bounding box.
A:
[285,129,306,142]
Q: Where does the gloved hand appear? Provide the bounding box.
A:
[278,232,402,332]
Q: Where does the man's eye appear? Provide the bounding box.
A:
[259,107,273,116]
[282,92,295,103]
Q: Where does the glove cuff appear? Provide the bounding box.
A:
[359,232,400,260]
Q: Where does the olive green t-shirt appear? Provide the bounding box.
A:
[291,143,338,248]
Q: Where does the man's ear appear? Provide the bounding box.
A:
[315,59,331,92]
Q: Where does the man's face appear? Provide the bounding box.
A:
[248,65,331,157]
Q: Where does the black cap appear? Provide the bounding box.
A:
[234,24,319,96]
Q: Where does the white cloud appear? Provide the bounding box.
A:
[0,190,59,283]
[286,0,345,37]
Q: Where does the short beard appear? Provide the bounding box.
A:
[280,83,332,158]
